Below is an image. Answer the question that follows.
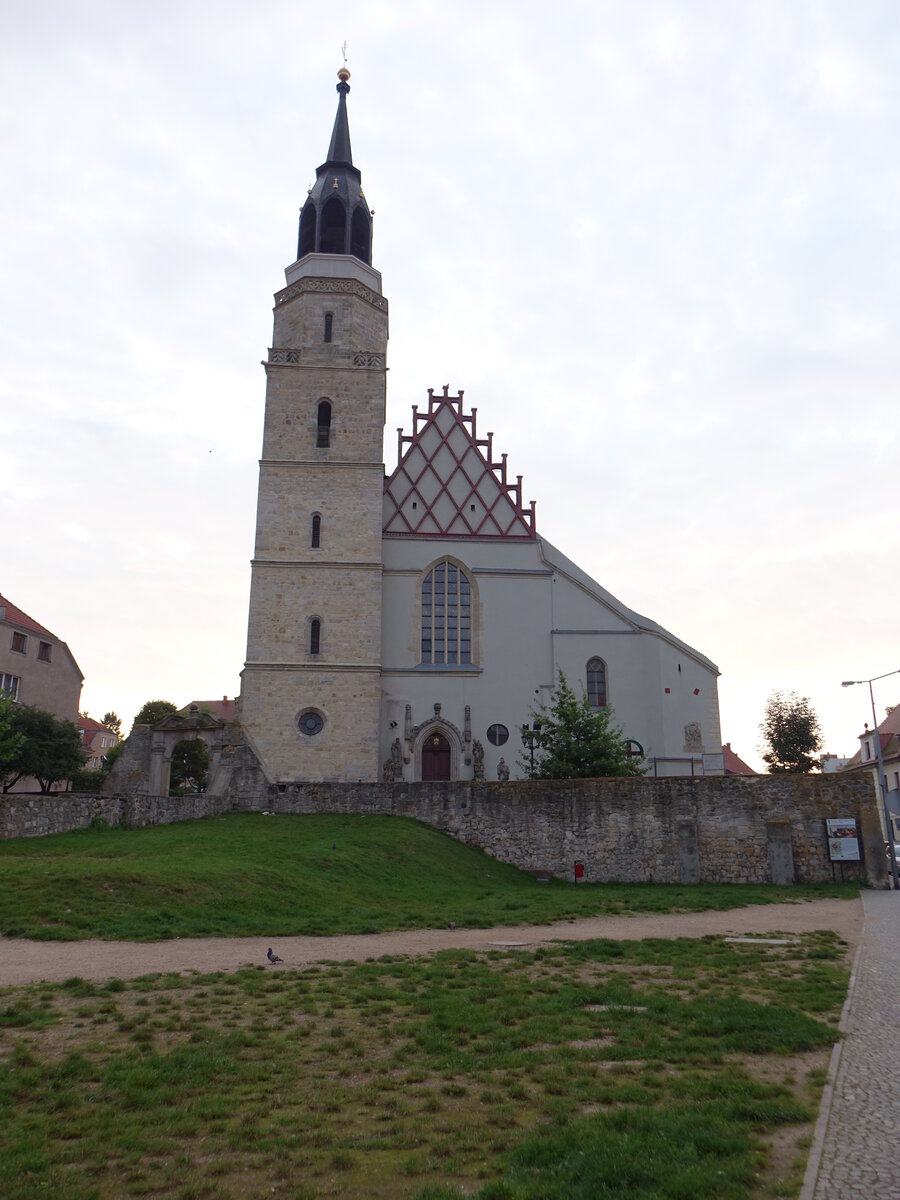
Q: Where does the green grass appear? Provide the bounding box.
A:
[0,813,857,941]
[0,931,849,1198]
[0,811,859,940]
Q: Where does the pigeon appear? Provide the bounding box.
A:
[267,947,283,964]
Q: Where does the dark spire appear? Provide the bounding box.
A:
[296,67,373,265]
[326,69,353,166]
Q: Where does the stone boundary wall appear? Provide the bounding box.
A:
[0,774,883,886]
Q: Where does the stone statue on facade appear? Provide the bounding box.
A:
[382,757,395,782]
[472,738,485,781]
[496,756,509,782]
[390,737,403,777]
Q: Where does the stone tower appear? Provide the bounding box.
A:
[240,67,388,782]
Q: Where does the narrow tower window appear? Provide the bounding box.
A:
[586,658,607,708]
[311,513,321,548]
[323,312,333,343]
[350,207,371,263]
[316,400,332,448]
[309,619,321,656]
[298,204,316,259]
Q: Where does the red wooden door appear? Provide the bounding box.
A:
[421,733,451,781]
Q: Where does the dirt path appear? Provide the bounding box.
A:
[0,898,862,987]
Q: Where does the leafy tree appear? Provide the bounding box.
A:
[132,699,178,729]
[523,671,645,780]
[760,691,822,774]
[169,738,209,794]
[0,697,25,780]
[102,711,122,737]
[1,706,85,793]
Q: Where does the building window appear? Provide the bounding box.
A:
[311,513,321,548]
[298,710,324,736]
[421,559,472,665]
[309,618,321,656]
[11,632,26,654]
[323,312,333,343]
[37,641,52,663]
[316,400,332,448]
[0,674,20,701]
[865,741,872,761]
[486,723,509,746]
[586,658,607,708]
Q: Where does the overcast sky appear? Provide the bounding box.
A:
[2,1,898,767]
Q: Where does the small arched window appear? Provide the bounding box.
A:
[311,513,321,548]
[316,400,332,448]
[421,559,472,665]
[586,658,607,708]
[323,312,333,343]
[309,618,321,656]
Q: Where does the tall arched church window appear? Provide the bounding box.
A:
[309,618,321,656]
[421,560,472,666]
[316,400,332,448]
[586,658,607,708]
[311,513,321,548]
[323,312,333,343]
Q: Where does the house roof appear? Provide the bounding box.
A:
[179,697,237,723]
[0,593,57,639]
[76,715,120,749]
[722,742,756,776]
[383,387,536,539]
[843,704,900,768]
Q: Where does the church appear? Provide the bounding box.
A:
[239,68,723,785]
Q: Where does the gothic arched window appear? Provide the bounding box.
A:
[323,312,333,343]
[420,560,472,666]
[298,204,316,258]
[586,658,607,709]
[320,197,346,254]
[350,207,370,263]
[316,400,332,448]
[311,513,321,548]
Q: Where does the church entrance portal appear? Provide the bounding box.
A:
[421,732,451,781]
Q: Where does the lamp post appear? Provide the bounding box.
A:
[842,669,900,891]
[521,721,542,779]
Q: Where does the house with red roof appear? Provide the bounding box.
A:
[722,742,756,776]
[0,593,83,721]
[841,703,900,834]
[76,715,121,769]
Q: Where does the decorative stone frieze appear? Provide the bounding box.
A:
[274,276,388,312]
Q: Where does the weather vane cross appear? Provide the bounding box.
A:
[341,40,348,67]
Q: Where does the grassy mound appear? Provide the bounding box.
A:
[0,812,856,941]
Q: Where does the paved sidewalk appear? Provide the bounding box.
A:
[807,890,900,1199]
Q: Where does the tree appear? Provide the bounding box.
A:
[760,691,822,774]
[1,706,85,793]
[169,739,209,794]
[102,711,122,737]
[523,671,645,780]
[0,697,25,781]
[132,700,178,730]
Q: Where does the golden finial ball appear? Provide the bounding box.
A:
[338,66,350,82]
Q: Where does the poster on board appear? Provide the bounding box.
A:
[826,818,860,862]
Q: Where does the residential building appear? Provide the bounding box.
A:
[0,593,83,721]
[77,715,121,769]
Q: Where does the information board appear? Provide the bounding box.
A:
[826,818,860,863]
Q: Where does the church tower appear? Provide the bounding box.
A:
[240,67,388,782]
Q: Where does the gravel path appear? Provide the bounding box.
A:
[0,897,861,986]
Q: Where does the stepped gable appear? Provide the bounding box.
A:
[383,387,536,539]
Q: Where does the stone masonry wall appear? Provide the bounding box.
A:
[0,774,883,886]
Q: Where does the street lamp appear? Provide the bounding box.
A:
[842,669,900,891]
[521,721,542,779]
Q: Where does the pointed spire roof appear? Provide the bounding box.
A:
[296,66,372,264]
[325,68,353,166]
[383,388,537,539]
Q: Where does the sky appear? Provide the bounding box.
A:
[2,1,898,769]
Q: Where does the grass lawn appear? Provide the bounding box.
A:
[0,813,858,941]
[0,930,849,1199]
